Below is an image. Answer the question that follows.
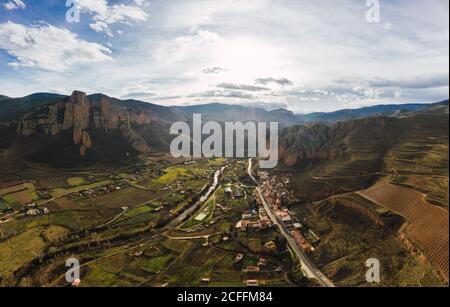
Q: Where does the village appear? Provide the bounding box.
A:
[1,157,321,287]
[257,172,320,253]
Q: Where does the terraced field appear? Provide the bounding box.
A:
[0,183,39,207]
[384,140,449,176]
[358,182,449,282]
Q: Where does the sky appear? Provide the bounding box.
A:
[0,0,448,113]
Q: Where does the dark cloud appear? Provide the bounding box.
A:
[217,83,269,91]
[244,101,288,110]
[153,95,182,100]
[255,77,293,86]
[202,66,227,74]
[189,90,254,99]
[121,92,157,99]
[368,73,449,89]
[331,77,359,85]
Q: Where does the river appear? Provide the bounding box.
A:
[165,165,226,229]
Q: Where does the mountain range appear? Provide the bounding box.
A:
[0,90,448,168]
[1,91,447,124]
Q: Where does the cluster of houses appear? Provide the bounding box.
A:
[25,203,49,216]
[260,174,320,253]
[215,203,232,215]
[235,253,281,287]
[74,180,130,199]
[36,190,52,200]
[224,186,244,199]
[235,191,273,232]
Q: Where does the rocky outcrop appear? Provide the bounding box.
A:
[17,90,157,156]
[278,117,390,166]
[79,131,93,156]
[278,123,347,166]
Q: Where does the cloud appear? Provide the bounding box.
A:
[153,30,224,63]
[352,85,385,99]
[134,0,148,7]
[202,66,227,74]
[217,83,269,91]
[0,21,112,71]
[368,73,449,89]
[255,77,293,86]
[77,0,148,37]
[0,0,448,112]
[2,0,26,10]
[121,91,157,99]
[190,90,254,99]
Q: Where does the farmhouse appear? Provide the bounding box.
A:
[26,209,40,216]
[235,253,244,262]
[275,210,292,223]
[236,219,271,232]
[291,230,313,253]
[224,187,233,197]
[245,280,260,287]
[244,266,260,273]
[258,258,267,266]
[232,187,244,199]
[264,241,277,250]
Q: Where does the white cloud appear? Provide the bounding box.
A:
[134,0,148,7]
[153,30,224,63]
[3,0,26,10]
[0,0,448,113]
[77,0,148,37]
[368,73,449,89]
[0,21,112,71]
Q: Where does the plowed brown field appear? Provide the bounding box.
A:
[358,182,449,282]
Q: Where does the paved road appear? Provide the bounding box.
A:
[248,159,335,287]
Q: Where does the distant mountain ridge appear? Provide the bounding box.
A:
[1,91,447,124]
[301,100,449,122]
[174,101,448,124]
[0,90,447,167]
[173,103,299,126]
[278,100,449,167]
[0,93,66,120]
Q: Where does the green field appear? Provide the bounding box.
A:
[181,198,216,230]
[51,180,110,198]
[0,227,47,281]
[67,177,87,186]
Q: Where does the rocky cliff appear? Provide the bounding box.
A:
[278,117,389,166]
[17,91,161,157]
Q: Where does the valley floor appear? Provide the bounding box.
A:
[0,151,448,287]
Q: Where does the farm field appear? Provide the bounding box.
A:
[0,226,49,278]
[67,177,87,186]
[293,194,446,287]
[82,187,168,209]
[0,183,39,208]
[358,182,449,282]
[384,141,449,177]
[50,180,111,198]
[399,175,449,208]
[142,158,225,189]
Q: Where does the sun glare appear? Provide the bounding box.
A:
[215,38,283,82]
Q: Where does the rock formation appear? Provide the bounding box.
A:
[278,117,390,166]
[17,90,159,156]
